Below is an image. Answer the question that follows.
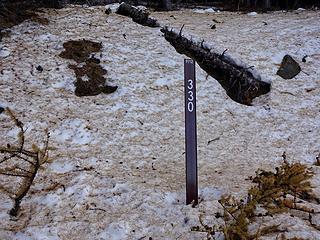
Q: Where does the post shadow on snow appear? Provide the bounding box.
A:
[59,39,118,96]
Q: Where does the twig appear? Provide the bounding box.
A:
[0,172,30,178]
[179,24,185,36]
[0,108,50,217]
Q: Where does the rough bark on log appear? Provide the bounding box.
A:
[116,3,160,28]
[160,27,271,105]
[63,0,118,6]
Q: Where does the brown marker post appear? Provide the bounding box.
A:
[184,59,198,206]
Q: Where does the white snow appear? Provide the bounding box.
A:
[193,8,219,14]
[48,161,74,173]
[136,5,147,11]
[15,229,60,240]
[105,3,121,13]
[247,11,258,16]
[100,222,129,239]
[0,45,10,58]
[51,119,93,145]
[0,6,320,240]
[34,33,59,42]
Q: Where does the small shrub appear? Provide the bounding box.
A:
[192,153,320,239]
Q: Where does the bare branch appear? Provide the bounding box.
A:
[0,108,51,217]
[0,171,30,178]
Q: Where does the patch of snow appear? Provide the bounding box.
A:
[65,175,92,202]
[51,75,74,91]
[51,119,93,145]
[105,3,120,12]
[247,12,258,16]
[200,187,224,201]
[33,193,61,208]
[6,128,20,139]
[270,51,288,64]
[15,228,60,240]
[111,183,129,194]
[0,46,10,58]
[251,93,271,106]
[48,161,74,173]
[164,192,182,205]
[154,77,170,86]
[100,222,129,239]
[193,8,219,14]
[34,33,59,43]
[136,5,147,11]
[80,74,90,82]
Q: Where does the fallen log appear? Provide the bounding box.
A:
[160,27,271,105]
[116,3,160,28]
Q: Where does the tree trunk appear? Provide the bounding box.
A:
[162,0,172,10]
[116,3,160,28]
[160,27,271,105]
[264,0,271,9]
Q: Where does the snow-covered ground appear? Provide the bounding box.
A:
[0,5,319,239]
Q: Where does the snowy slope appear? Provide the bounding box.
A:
[0,5,319,239]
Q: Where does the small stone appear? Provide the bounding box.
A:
[211,24,216,29]
[0,106,4,114]
[276,55,301,79]
[36,65,43,72]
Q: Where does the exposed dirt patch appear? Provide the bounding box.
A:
[70,57,118,96]
[0,9,49,42]
[59,40,102,63]
[60,39,118,96]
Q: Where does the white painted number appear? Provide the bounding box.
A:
[188,102,194,112]
[187,79,194,112]
[188,79,193,90]
[188,91,193,101]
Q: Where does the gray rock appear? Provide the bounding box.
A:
[277,55,301,79]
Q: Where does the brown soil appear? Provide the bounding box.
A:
[60,39,117,96]
[59,40,102,63]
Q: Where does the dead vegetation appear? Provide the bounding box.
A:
[192,153,320,239]
[59,39,118,96]
[0,108,50,217]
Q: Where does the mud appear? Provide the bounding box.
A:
[60,39,118,96]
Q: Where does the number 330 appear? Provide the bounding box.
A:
[187,79,194,112]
